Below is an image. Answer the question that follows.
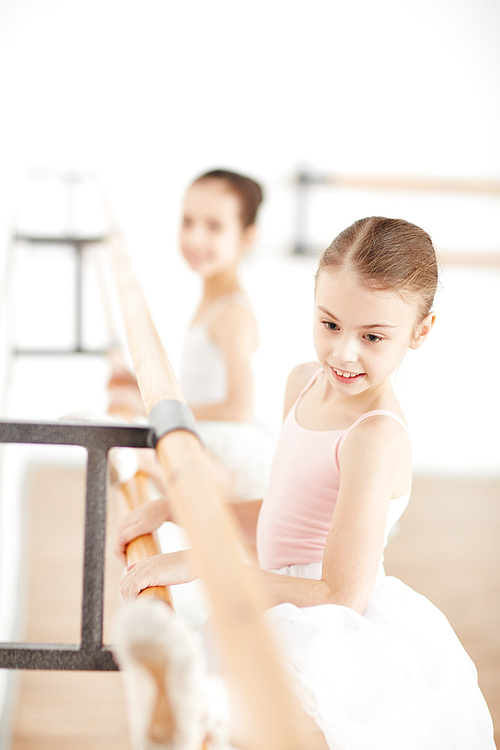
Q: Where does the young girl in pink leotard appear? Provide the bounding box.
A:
[115,217,496,750]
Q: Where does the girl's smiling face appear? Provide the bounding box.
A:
[180,180,255,278]
[313,267,435,398]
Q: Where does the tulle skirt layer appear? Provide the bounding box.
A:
[266,567,495,750]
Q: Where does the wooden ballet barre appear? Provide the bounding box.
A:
[108,231,323,750]
[117,471,174,607]
[297,170,500,194]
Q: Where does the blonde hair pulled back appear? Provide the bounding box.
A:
[318,217,439,322]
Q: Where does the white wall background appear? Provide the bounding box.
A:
[1,0,499,470]
[0,0,499,526]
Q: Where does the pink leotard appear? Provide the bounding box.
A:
[256,369,410,571]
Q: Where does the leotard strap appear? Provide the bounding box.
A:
[341,409,409,436]
[336,409,409,473]
[294,367,324,402]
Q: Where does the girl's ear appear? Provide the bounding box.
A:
[409,311,436,350]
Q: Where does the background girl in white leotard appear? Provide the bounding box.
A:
[176,169,275,502]
[113,169,275,508]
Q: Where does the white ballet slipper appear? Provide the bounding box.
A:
[113,600,229,750]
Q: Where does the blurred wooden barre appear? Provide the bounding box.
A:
[294,170,500,266]
[106,230,324,750]
[437,249,500,267]
[295,170,500,194]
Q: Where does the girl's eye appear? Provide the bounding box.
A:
[324,321,339,331]
[182,217,192,228]
[364,334,382,343]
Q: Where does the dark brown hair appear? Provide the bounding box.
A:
[193,168,264,228]
[318,217,439,321]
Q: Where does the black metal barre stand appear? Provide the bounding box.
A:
[0,418,152,671]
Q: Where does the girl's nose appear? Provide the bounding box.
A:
[334,335,358,365]
[181,225,204,250]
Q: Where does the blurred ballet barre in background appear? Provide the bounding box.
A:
[292,168,500,266]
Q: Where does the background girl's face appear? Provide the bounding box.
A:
[313,267,431,398]
[179,180,251,278]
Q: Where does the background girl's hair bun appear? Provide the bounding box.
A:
[194,168,264,227]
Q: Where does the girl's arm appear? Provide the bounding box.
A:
[120,418,408,611]
[228,499,263,546]
[120,499,263,601]
[189,304,257,422]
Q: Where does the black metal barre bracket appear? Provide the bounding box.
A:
[0,418,152,671]
[147,399,201,448]
[0,644,116,672]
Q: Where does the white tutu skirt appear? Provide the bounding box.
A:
[265,565,495,750]
[197,420,276,500]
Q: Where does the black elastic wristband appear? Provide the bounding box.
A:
[147,399,201,448]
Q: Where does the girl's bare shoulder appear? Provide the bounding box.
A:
[283,362,320,419]
[209,301,258,350]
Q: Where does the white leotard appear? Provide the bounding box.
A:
[178,293,252,407]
